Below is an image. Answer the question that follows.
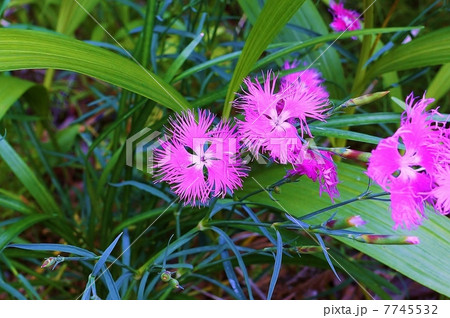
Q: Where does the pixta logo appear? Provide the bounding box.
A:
[126,128,161,174]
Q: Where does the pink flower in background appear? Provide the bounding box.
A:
[401,29,420,44]
[287,149,340,201]
[329,1,362,39]
[367,92,450,229]
[236,68,329,164]
[154,110,247,206]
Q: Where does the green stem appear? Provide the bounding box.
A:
[136,228,198,277]
[298,191,389,221]
[351,0,375,95]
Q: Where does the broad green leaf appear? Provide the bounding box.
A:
[0,138,62,216]
[0,214,52,252]
[366,27,450,80]
[223,0,306,118]
[238,163,450,296]
[0,75,49,121]
[426,63,450,105]
[0,29,191,112]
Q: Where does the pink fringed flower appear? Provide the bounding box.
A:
[236,68,329,164]
[287,149,340,202]
[431,164,450,214]
[154,110,248,206]
[329,1,362,39]
[367,92,450,229]
[280,61,329,100]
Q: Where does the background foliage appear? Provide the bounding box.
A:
[0,0,449,299]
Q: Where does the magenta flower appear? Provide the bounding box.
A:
[280,61,329,100]
[431,164,450,215]
[286,149,340,201]
[154,110,248,206]
[235,69,329,164]
[367,92,450,229]
[329,1,362,39]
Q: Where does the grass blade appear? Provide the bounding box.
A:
[211,226,254,300]
[267,230,283,300]
[0,215,52,252]
[223,0,306,118]
[92,232,123,276]
[0,138,62,216]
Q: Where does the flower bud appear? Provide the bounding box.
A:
[169,278,183,290]
[273,186,281,194]
[160,270,172,282]
[295,246,326,254]
[340,91,390,108]
[349,234,420,245]
[328,148,371,162]
[325,215,367,230]
[41,257,56,269]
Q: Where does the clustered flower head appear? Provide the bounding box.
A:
[153,61,341,205]
[367,93,450,229]
[234,61,340,201]
[235,62,330,164]
[286,148,340,202]
[329,1,362,39]
[153,109,248,206]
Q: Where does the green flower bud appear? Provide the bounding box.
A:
[295,246,326,254]
[325,215,367,230]
[340,91,390,108]
[160,270,172,282]
[328,148,371,162]
[349,234,420,245]
[169,278,183,290]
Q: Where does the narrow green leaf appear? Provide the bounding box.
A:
[0,192,37,215]
[267,230,282,300]
[366,27,450,79]
[0,29,192,112]
[0,214,52,252]
[92,232,123,276]
[0,276,26,300]
[112,206,177,235]
[313,113,401,128]
[8,243,96,257]
[309,127,383,145]
[223,0,306,118]
[426,63,450,105]
[0,0,10,17]
[315,233,340,280]
[211,226,254,300]
[109,181,171,203]
[164,32,204,83]
[0,137,62,215]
